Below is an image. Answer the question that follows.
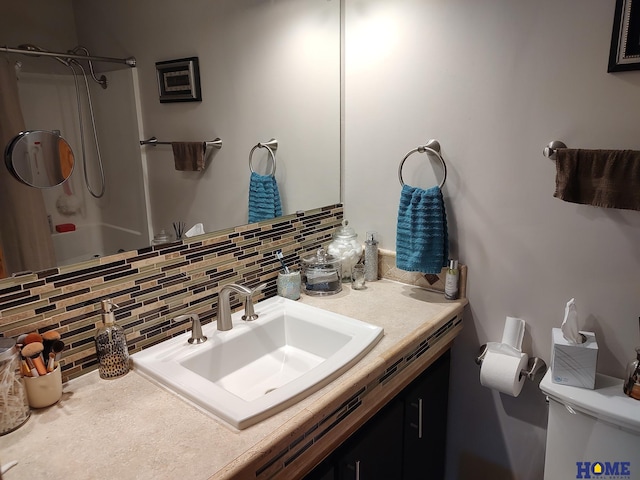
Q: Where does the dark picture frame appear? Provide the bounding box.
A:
[608,0,640,72]
[155,57,202,103]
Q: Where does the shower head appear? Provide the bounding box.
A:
[17,43,70,66]
[17,43,47,53]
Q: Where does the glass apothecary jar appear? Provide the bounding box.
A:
[327,220,362,281]
[623,346,640,400]
[300,248,342,296]
[0,338,30,436]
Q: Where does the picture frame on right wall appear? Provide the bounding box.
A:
[608,0,640,72]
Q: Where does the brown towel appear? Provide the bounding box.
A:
[554,148,640,210]
[171,142,206,171]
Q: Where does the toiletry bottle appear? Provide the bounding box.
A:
[364,231,378,282]
[444,259,459,300]
[94,299,130,379]
[623,347,640,400]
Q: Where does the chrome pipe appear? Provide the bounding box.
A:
[2,45,136,67]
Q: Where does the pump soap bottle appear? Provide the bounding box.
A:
[95,299,130,379]
[444,259,459,300]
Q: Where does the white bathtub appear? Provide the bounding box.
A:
[52,223,146,266]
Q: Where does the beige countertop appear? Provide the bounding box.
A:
[0,279,467,480]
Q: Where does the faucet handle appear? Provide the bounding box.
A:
[242,283,268,321]
[251,283,267,295]
[174,313,207,344]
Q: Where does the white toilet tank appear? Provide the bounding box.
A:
[540,370,640,480]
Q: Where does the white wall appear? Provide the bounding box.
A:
[344,1,640,479]
[73,0,340,237]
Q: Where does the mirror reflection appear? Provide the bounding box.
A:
[0,0,341,277]
[5,130,75,188]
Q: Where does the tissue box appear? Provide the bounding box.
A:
[551,328,598,389]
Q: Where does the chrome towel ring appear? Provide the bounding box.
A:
[398,139,447,189]
[249,138,278,176]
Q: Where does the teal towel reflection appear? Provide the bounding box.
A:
[248,172,282,223]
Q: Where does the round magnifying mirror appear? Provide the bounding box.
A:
[4,130,75,188]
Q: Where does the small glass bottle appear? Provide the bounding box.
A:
[444,259,459,300]
[623,347,640,400]
[364,231,378,282]
[95,299,130,379]
[152,229,172,246]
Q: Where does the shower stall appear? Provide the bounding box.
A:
[4,45,149,267]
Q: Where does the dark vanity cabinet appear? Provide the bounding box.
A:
[305,350,451,480]
[402,349,450,479]
[337,399,405,479]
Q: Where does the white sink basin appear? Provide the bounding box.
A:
[133,296,383,429]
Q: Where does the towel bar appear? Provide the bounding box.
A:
[140,137,223,149]
[398,139,447,188]
[543,141,567,160]
[249,139,278,176]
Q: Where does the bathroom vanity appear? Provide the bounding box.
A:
[0,280,466,480]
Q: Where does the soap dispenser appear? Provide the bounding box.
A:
[94,299,130,379]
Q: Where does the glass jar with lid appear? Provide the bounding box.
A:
[623,346,640,400]
[327,220,362,281]
[300,248,342,296]
[0,338,30,435]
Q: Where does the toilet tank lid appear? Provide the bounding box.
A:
[540,370,640,434]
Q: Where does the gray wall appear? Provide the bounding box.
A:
[343,1,640,479]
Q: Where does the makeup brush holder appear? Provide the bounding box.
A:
[23,363,62,408]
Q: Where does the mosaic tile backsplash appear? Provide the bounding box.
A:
[0,205,343,381]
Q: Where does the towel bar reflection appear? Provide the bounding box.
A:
[140,137,222,149]
[398,139,447,188]
[543,141,567,160]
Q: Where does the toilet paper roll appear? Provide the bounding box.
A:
[501,316,525,351]
[480,349,529,397]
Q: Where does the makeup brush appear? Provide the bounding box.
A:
[24,357,38,377]
[21,359,32,377]
[21,342,47,376]
[23,332,43,345]
[42,330,61,360]
[51,339,65,363]
[47,352,56,372]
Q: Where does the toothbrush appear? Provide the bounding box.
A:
[275,250,290,274]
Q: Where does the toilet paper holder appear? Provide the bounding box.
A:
[475,344,547,381]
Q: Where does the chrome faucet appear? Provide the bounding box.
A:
[174,313,207,344]
[217,283,267,330]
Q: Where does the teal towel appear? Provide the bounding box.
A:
[248,172,282,223]
[396,184,448,274]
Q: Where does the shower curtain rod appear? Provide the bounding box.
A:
[2,45,136,67]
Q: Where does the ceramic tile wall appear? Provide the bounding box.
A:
[0,205,343,381]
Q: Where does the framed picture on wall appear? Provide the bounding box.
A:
[608,0,640,72]
[155,57,202,102]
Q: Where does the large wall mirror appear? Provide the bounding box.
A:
[0,0,340,277]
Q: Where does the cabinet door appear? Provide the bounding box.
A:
[337,399,404,480]
[402,350,450,480]
[305,460,336,480]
